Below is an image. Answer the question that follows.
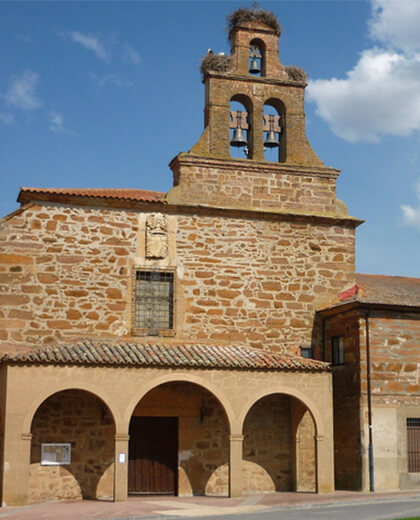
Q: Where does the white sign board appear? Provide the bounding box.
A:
[41,443,71,465]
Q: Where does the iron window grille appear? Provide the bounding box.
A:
[332,336,344,365]
[407,418,420,472]
[133,270,174,335]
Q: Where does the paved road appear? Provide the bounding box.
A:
[173,497,420,520]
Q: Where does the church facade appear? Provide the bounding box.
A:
[0,8,419,506]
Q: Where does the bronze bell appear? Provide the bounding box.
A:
[249,57,261,75]
[230,127,248,147]
[264,130,279,148]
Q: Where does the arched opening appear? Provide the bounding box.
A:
[230,94,252,160]
[242,393,316,493]
[249,39,265,76]
[128,381,230,496]
[29,389,115,503]
[263,99,286,163]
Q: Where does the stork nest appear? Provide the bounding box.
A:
[201,53,232,77]
[228,7,281,38]
[285,66,307,83]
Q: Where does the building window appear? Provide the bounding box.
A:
[133,270,174,335]
[331,336,344,365]
[407,418,420,472]
[300,346,313,359]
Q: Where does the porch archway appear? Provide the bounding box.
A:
[127,380,231,497]
[28,389,116,503]
[240,389,320,493]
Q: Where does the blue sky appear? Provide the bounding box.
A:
[1,0,420,278]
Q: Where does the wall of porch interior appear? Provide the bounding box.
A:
[243,394,316,493]
[29,390,115,503]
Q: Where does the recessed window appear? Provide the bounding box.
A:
[407,418,420,472]
[300,346,313,359]
[133,270,174,335]
[331,336,344,365]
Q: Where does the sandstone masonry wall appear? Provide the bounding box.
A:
[360,312,420,405]
[29,390,114,503]
[171,157,338,215]
[325,312,362,490]
[0,202,355,355]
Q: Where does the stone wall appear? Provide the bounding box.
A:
[296,410,316,492]
[29,390,114,503]
[0,202,356,355]
[177,212,355,353]
[360,312,420,404]
[0,204,138,352]
[170,156,339,215]
[243,394,292,492]
[325,311,362,490]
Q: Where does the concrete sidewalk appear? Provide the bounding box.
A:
[1,491,419,520]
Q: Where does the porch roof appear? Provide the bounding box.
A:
[0,339,329,372]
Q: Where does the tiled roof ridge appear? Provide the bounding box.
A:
[0,339,329,372]
[18,187,165,203]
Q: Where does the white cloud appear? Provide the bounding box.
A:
[122,44,141,65]
[69,31,109,62]
[370,0,420,52]
[307,0,420,143]
[2,70,41,110]
[91,73,134,88]
[401,178,420,231]
[48,111,68,134]
[308,50,420,143]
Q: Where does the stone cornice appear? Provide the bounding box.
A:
[16,199,363,228]
[170,153,340,179]
[203,70,306,88]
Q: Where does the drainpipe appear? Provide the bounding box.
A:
[365,312,375,492]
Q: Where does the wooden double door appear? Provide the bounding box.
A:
[128,417,178,494]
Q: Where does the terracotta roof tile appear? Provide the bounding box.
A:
[18,187,164,204]
[0,339,329,372]
[336,274,420,308]
[355,273,420,307]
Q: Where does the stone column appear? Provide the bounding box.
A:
[114,434,130,502]
[229,433,243,498]
[315,434,334,493]
[251,103,264,162]
[1,432,31,506]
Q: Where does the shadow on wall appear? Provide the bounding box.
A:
[29,390,115,503]
[243,394,292,492]
[132,382,230,497]
[243,394,316,493]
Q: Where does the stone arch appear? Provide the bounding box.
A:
[249,38,266,76]
[230,94,253,159]
[239,385,322,493]
[23,381,120,434]
[28,388,116,503]
[123,372,235,433]
[263,97,286,162]
[124,374,236,497]
[238,385,323,436]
